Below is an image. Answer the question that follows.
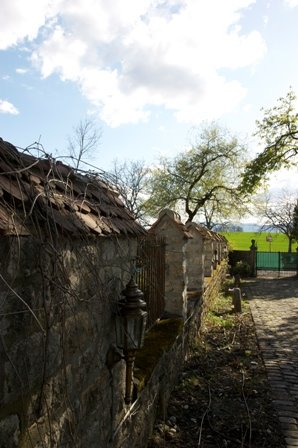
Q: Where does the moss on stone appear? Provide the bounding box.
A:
[134,318,183,391]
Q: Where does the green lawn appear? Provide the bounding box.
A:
[220,231,291,252]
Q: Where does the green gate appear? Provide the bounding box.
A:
[256,251,298,272]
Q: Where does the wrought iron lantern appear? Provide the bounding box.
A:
[115,277,148,404]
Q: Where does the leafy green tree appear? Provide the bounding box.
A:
[241,89,298,193]
[144,123,247,223]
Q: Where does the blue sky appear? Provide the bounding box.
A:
[0,0,298,194]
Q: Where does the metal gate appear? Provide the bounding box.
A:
[256,251,298,275]
[136,235,166,329]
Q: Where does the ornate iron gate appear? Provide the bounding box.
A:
[136,235,166,329]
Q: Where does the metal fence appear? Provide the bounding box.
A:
[229,249,298,278]
[136,235,166,329]
[256,251,298,276]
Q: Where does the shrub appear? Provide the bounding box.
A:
[231,260,250,277]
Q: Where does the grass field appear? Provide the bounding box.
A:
[220,231,291,252]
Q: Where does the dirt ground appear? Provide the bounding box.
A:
[148,290,286,448]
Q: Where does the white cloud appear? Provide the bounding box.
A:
[284,0,298,6]
[0,0,57,50]
[0,100,19,115]
[1,0,267,126]
[16,68,28,74]
[31,25,87,81]
[242,103,252,113]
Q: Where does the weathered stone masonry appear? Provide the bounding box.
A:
[0,213,227,448]
[0,235,137,448]
[0,138,228,448]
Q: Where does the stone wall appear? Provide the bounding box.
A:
[184,261,228,355]
[184,223,205,296]
[0,235,136,448]
[0,219,228,448]
[112,262,228,448]
[114,319,184,448]
[204,237,214,277]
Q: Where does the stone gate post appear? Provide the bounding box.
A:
[149,209,191,318]
[250,239,257,277]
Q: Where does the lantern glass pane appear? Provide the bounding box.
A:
[126,311,148,350]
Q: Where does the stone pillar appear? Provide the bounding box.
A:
[221,236,229,260]
[184,222,205,297]
[204,238,214,277]
[149,209,191,318]
[217,242,221,263]
[249,239,257,277]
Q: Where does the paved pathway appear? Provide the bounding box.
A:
[244,276,298,448]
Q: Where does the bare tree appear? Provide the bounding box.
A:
[262,192,298,252]
[68,118,102,169]
[109,159,149,225]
